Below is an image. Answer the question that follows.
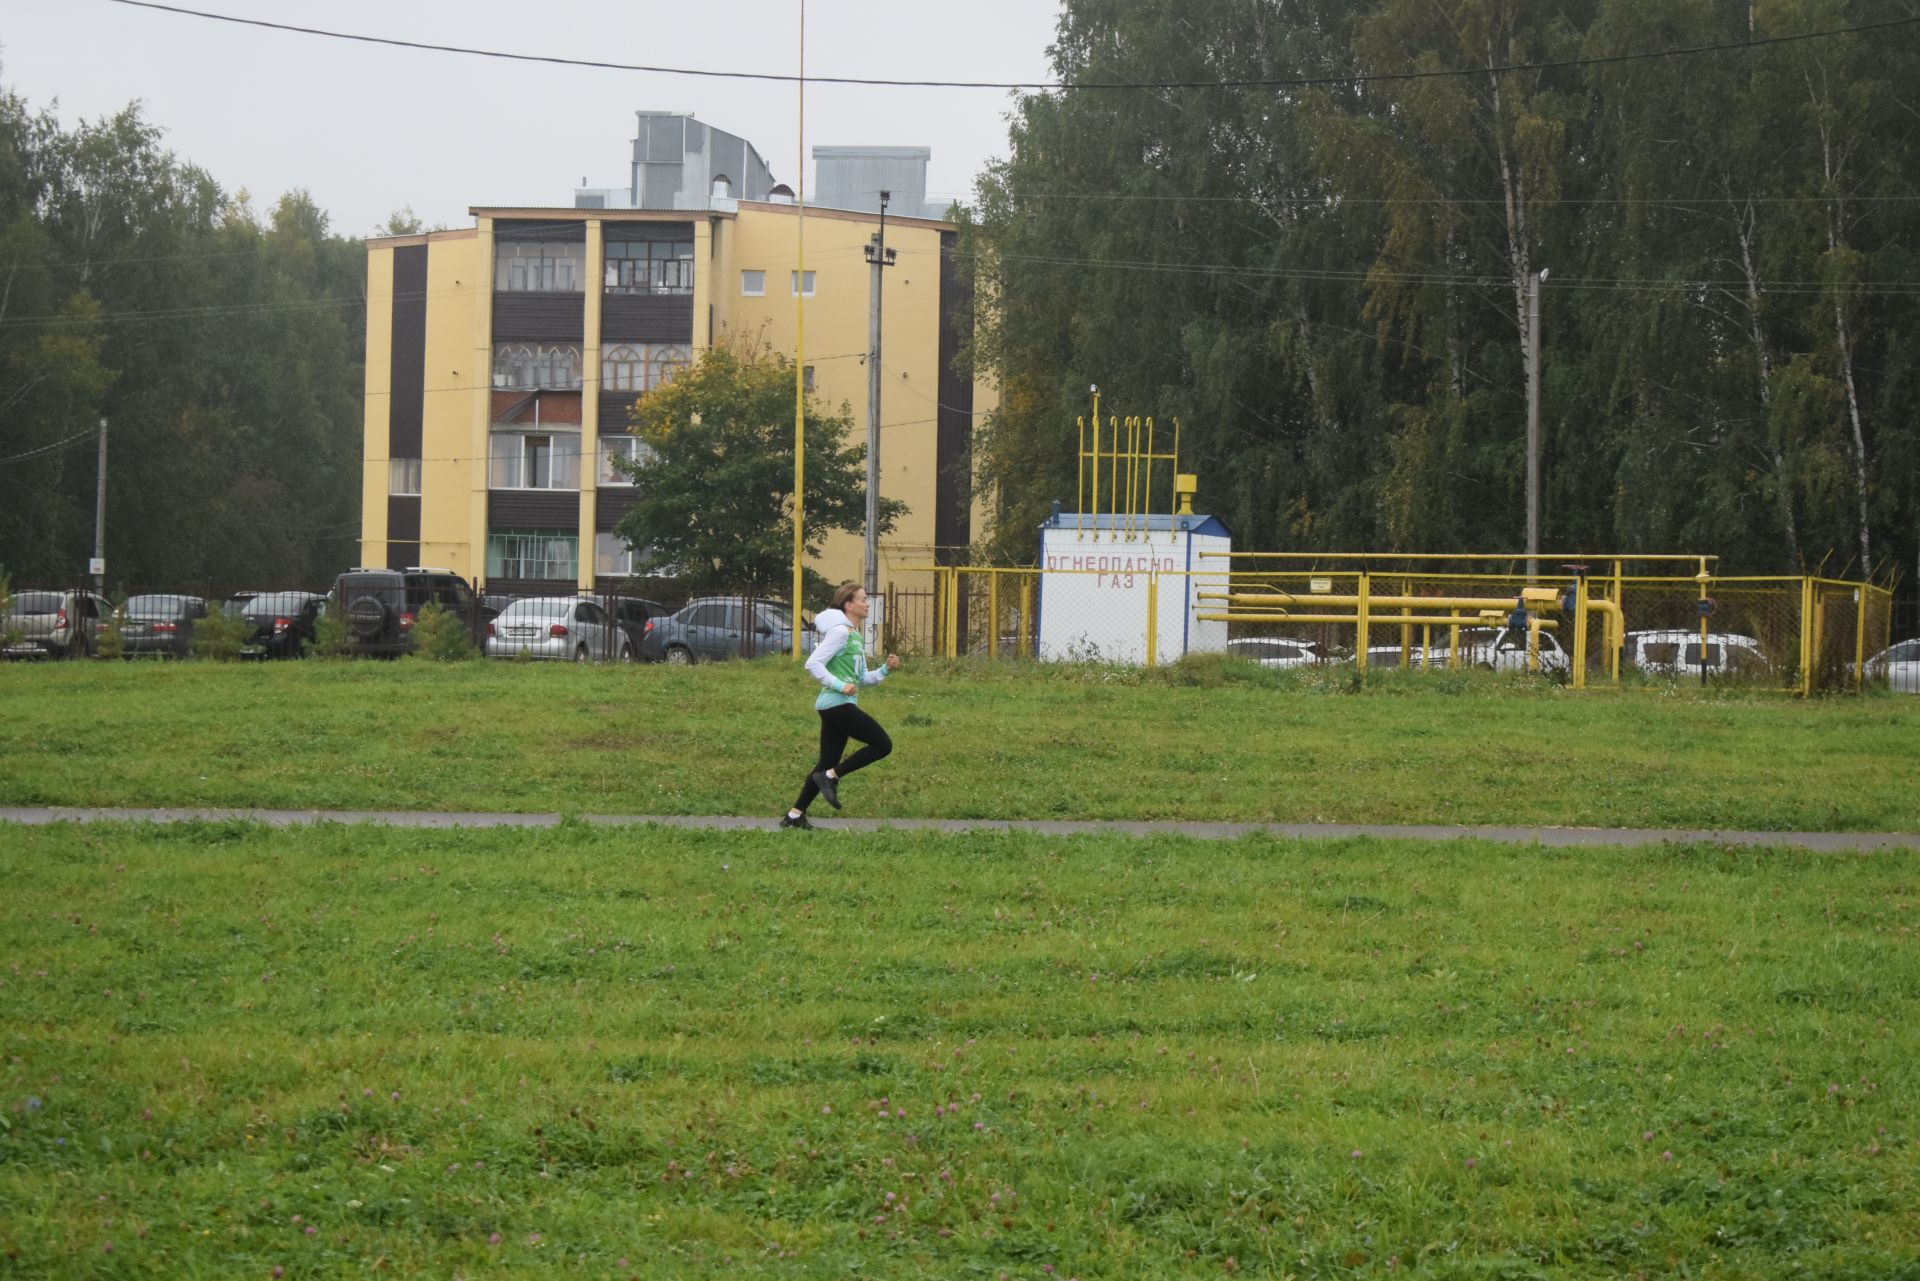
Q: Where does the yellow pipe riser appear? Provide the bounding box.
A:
[1202,591,1549,612]
[1198,612,1559,630]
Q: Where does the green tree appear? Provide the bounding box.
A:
[613,341,905,597]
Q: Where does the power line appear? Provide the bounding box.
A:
[0,429,99,467]
[106,0,1920,92]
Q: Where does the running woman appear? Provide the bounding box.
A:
[782,583,902,829]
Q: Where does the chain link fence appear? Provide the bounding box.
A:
[889,560,1897,695]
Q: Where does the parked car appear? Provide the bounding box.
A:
[484,596,617,662]
[3,588,111,659]
[331,567,481,658]
[233,591,328,659]
[1624,629,1769,679]
[1356,627,1569,676]
[1226,637,1329,668]
[119,594,208,659]
[606,596,670,662]
[1860,639,1920,694]
[639,596,816,664]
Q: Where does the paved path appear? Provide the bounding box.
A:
[2,807,1916,852]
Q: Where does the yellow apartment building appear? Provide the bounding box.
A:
[359,115,994,598]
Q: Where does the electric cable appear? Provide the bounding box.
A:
[104,1,1920,92]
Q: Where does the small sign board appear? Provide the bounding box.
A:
[88,558,105,576]
[1309,577,1332,594]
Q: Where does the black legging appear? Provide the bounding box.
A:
[793,703,893,812]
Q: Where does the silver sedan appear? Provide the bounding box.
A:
[484,597,620,662]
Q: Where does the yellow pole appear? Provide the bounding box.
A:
[1572,575,1589,690]
[1089,403,1100,534]
[1145,568,1159,667]
[1448,620,1461,670]
[1075,416,1085,535]
[1356,572,1371,674]
[1855,585,1868,691]
[789,0,808,658]
[1108,416,1119,536]
[948,567,961,659]
[1144,416,1156,519]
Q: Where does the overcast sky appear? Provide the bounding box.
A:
[1,0,1062,236]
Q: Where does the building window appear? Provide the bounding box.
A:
[741,269,765,296]
[489,432,582,490]
[601,343,690,393]
[494,241,585,292]
[388,458,422,496]
[605,239,694,295]
[598,434,655,486]
[487,530,578,580]
[493,343,582,390]
[790,270,816,297]
[595,531,644,576]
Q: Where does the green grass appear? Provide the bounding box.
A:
[2,657,1918,829]
[0,822,1914,1278]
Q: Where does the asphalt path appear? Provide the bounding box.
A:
[2,807,1917,851]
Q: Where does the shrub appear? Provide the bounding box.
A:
[409,602,476,661]
[189,606,246,661]
[96,604,126,660]
[310,602,348,658]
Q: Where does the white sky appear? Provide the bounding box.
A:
[1,0,1062,236]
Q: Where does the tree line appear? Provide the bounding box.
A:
[959,0,1920,583]
[0,77,367,591]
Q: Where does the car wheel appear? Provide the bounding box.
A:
[65,633,85,660]
[619,640,634,662]
[574,644,590,663]
[665,645,693,666]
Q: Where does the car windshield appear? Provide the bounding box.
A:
[242,594,315,618]
[498,600,574,620]
[125,595,195,616]
[9,591,63,613]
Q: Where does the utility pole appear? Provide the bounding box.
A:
[1526,267,1547,581]
[91,417,108,593]
[863,190,896,601]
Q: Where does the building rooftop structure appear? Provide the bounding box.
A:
[574,113,944,218]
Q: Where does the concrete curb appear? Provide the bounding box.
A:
[2,807,1917,851]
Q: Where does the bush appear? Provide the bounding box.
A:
[0,572,17,650]
[190,606,246,661]
[310,602,348,658]
[409,602,476,661]
[96,604,126,660]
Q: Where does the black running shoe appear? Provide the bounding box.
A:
[779,813,815,830]
[811,770,842,809]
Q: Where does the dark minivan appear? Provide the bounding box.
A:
[330,567,482,658]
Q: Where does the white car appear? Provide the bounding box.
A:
[1227,637,1330,668]
[484,596,620,662]
[1624,629,1769,679]
[1862,639,1920,694]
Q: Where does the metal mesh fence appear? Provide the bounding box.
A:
[891,562,1894,695]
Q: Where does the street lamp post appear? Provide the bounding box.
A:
[1526,266,1548,581]
[863,190,895,600]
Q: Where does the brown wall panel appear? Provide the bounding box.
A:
[488,489,582,528]
[601,295,695,343]
[386,495,421,543]
[596,487,640,531]
[388,245,427,458]
[935,231,974,563]
[492,293,585,343]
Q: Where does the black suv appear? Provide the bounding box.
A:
[330,567,482,658]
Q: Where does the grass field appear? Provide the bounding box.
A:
[1,821,1915,1279]
[3,658,1919,828]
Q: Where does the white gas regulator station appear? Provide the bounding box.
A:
[1034,393,1231,666]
